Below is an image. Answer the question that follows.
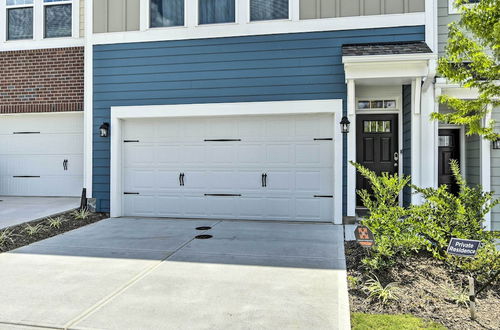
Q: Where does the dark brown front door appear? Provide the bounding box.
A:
[438,129,461,194]
[356,114,399,206]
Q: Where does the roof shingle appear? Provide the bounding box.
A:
[342,41,432,56]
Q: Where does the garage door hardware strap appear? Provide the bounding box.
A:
[314,195,333,198]
[205,193,242,197]
[179,173,185,186]
[124,140,140,143]
[13,175,40,178]
[204,139,241,142]
[13,131,40,134]
[313,138,333,141]
[124,192,140,195]
[261,173,267,187]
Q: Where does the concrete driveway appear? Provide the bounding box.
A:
[0,196,80,229]
[0,218,350,330]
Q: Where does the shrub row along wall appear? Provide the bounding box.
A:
[0,47,84,114]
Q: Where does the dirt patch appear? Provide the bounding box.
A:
[0,209,109,253]
[346,242,500,330]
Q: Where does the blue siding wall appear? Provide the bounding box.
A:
[402,84,412,206]
[93,26,425,212]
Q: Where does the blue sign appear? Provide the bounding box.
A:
[446,238,481,257]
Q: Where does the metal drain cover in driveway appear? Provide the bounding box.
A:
[195,235,213,239]
[195,226,212,230]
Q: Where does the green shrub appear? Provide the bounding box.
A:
[351,160,500,285]
[71,208,91,220]
[24,223,46,236]
[47,216,65,229]
[0,229,16,246]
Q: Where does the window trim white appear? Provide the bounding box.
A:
[109,99,344,224]
[0,0,79,47]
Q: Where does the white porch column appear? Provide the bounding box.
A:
[419,81,438,190]
[411,77,423,204]
[347,79,356,216]
[482,105,492,230]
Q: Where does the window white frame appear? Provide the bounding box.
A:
[42,0,73,39]
[148,0,187,29]
[5,1,34,41]
[0,0,79,45]
[247,0,292,23]
[355,97,401,111]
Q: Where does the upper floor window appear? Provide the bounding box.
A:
[6,0,73,41]
[7,0,33,40]
[44,0,72,38]
[150,0,184,28]
[250,0,288,21]
[199,0,235,25]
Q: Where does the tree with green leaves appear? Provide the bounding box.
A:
[433,0,500,140]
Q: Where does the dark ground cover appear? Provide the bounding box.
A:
[346,242,500,330]
[0,210,109,253]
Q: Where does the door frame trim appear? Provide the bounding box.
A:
[109,99,344,223]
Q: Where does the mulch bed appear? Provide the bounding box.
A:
[345,241,500,330]
[0,209,109,253]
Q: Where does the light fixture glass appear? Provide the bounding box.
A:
[99,122,109,137]
[340,116,350,134]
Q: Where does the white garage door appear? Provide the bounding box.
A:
[0,113,83,197]
[122,114,335,221]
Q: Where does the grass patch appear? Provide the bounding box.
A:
[352,313,446,330]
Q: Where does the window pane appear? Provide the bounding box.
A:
[358,101,370,109]
[45,4,71,38]
[7,0,33,5]
[384,100,396,108]
[44,0,68,2]
[363,121,391,133]
[150,0,184,27]
[250,0,288,21]
[370,100,384,108]
[199,0,235,24]
[8,7,33,40]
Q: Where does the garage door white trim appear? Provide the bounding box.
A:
[110,99,343,223]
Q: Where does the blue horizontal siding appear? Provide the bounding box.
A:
[93,26,426,213]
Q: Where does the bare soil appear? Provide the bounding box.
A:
[345,242,500,330]
[0,210,109,253]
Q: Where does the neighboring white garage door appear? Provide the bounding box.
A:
[122,114,335,221]
[0,113,83,197]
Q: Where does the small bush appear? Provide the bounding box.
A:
[362,273,400,304]
[0,229,16,246]
[442,282,470,307]
[24,224,46,236]
[71,208,91,220]
[47,216,65,229]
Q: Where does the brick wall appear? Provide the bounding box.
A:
[0,47,84,114]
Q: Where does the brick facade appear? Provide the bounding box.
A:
[0,47,84,114]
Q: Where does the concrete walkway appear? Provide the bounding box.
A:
[0,196,80,229]
[0,218,350,330]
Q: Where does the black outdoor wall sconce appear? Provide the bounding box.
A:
[340,116,350,134]
[99,122,110,137]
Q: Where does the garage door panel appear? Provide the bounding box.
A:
[124,169,157,191]
[123,195,157,216]
[0,114,83,197]
[122,114,335,221]
[124,144,156,166]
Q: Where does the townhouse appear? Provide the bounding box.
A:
[1,0,497,230]
[0,0,84,197]
[87,0,435,224]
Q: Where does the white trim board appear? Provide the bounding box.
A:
[109,99,344,224]
[92,12,425,45]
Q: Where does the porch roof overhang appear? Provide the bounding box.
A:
[342,53,437,82]
[342,42,436,84]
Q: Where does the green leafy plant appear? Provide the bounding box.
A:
[71,208,91,220]
[347,275,360,289]
[442,282,470,307]
[24,223,46,236]
[362,274,400,304]
[0,229,16,246]
[47,216,65,229]
[434,0,500,140]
